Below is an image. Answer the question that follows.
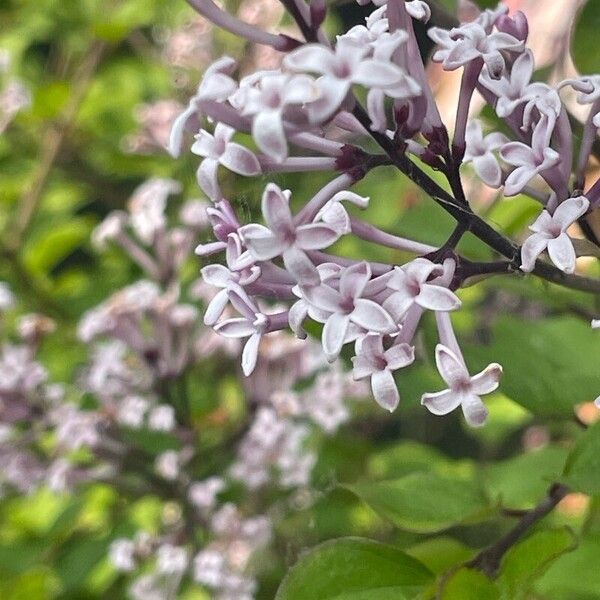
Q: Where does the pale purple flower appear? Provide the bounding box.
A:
[421,344,502,427]
[480,49,534,117]
[191,123,260,201]
[169,56,238,157]
[201,234,260,325]
[520,195,589,273]
[155,450,180,480]
[500,117,560,196]
[405,0,431,22]
[231,71,318,162]
[521,83,562,133]
[147,405,175,431]
[463,120,508,187]
[304,261,396,361]
[128,178,182,244]
[429,22,523,79]
[213,286,269,376]
[239,183,340,286]
[284,38,420,123]
[592,319,600,329]
[559,75,600,105]
[383,258,461,323]
[188,477,226,510]
[156,544,189,575]
[117,395,149,429]
[109,539,137,572]
[352,335,415,412]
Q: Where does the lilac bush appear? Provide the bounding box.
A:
[172,0,599,427]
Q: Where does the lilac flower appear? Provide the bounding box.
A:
[463,120,508,187]
[429,22,523,79]
[156,544,189,575]
[500,117,560,196]
[479,49,534,117]
[592,319,600,329]
[0,281,14,311]
[421,344,502,427]
[283,38,420,123]
[213,286,271,375]
[168,56,237,157]
[231,71,318,162]
[191,123,260,201]
[520,195,589,274]
[383,258,461,323]
[304,261,396,361]
[239,183,341,286]
[201,234,260,325]
[109,539,137,572]
[147,405,175,432]
[188,477,226,510]
[559,75,600,105]
[352,335,415,412]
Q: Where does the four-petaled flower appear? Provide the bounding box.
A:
[479,49,534,117]
[499,116,560,196]
[421,344,502,427]
[429,22,523,79]
[284,37,420,123]
[240,183,341,286]
[304,261,396,361]
[191,123,260,201]
[383,258,461,323]
[201,234,260,325]
[352,334,415,412]
[230,71,318,162]
[464,120,508,187]
[520,195,589,274]
[213,285,268,376]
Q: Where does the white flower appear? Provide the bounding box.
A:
[421,344,502,427]
[109,539,137,572]
[520,196,590,274]
[147,405,175,431]
[156,544,189,575]
[463,120,508,187]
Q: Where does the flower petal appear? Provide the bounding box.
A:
[520,232,549,272]
[470,363,503,395]
[417,284,461,312]
[201,264,232,287]
[288,299,308,339]
[262,183,294,236]
[283,44,334,75]
[295,223,341,250]
[384,342,415,370]
[461,392,488,427]
[340,261,371,299]
[197,158,221,202]
[215,317,255,338]
[203,288,230,326]
[421,388,462,416]
[552,196,589,230]
[322,312,351,361]
[282,246,320,286]
[252,111,288,162]
[473,153,503,187]
[371,369,400,412]
[351,298,395,333]
[242,332,261,376]
[435,344,468,388]
[220,143,261,176]
[307,76,351,123]
[547,233,577,274]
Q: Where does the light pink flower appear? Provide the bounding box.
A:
[421,344,502,427]
[231,71,318,162]
[500,117,560,196]
[383,258,461,323]
[201,234,260,325]
[429,22,523,79]
[463,120,508,187]
[169,56,238,157]
[520,195,589,274]
[352,335,414,412]
[191,123,260,201]
[284,38,419,123]
[240,184,341,286]
[213,287,268,376]
[479,49,534,117]
[303,262,396,361]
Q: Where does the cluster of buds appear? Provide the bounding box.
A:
[169,0,599,427]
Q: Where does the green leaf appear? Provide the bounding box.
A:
[440,568,499,600]
[485,446,568,509]
[346,471,492,533]
[563,420,600,495]
[571,2,600,74]
[276,537,433,600]
[465,316,600,416]
[407,537,474,575]
[496,527,577,600]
